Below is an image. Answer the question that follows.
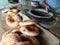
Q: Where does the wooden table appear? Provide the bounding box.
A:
[49,15,60,39]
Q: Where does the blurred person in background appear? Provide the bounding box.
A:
[38,0,60,14]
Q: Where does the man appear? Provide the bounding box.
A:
[38,0,60,14]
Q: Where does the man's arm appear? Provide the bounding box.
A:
[42,0,49,10]
[43,0,46,6]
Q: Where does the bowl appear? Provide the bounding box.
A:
[28,8,53,19]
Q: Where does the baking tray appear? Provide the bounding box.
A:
[0,12,59,45]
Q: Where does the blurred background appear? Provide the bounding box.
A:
[0,0,43,9]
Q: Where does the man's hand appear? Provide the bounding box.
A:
[43,0,50,11]
[44,4,49,11]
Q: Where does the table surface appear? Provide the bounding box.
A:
[49,16,60,39]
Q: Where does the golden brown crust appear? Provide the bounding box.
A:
[20,34,40,45]
[2,8,11,13]
[19,20,37,26]
[1,29,40,45]
[20,25,39,36]
[6,12,22,28]
[11,9,18,13]
[2,33,21,45]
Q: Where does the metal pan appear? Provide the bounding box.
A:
[28,8,53,19]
